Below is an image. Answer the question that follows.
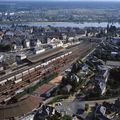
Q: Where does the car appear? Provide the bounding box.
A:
[55,102,62,106]
[76,93,85,100]
[76,108,84,115]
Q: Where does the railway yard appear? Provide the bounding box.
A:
[0,41,98,119]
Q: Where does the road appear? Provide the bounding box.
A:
[55,97,118,116]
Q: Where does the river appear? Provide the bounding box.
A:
[1,22,120,28]
[21,22,120,28]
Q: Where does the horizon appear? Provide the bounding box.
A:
[1,0,120,2]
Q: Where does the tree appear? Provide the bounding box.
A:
[61,115,72,120]
[71,61,81,73]
[85,104,89,111]
[0,44,11,52]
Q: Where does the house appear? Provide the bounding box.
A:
[0,64,4,72]
[12,43,17,50]
[94,78,106,95]
[85,104,110,120]
[111,37,120,44]
[0,55,4,62]
[68,37,74,42]
[99,81,106,95]
[63,84,72,93]
[62,34,67,41]
[65,67,72,74]
[94,104,110,120]
[80,64,89,76]
[106,61,120,67]
[69,73,80,83]
[85,60,95,69]
[30,39,37,47]
[5,31,14,37]
[34,105,56,120]
[97,59,105,65]
[97,65,109,82]
[82,64,89,72]
[72,116,80,120]
[41,85,58,98]
[22,39,30,48]
[47,38,63,48]
[114,98,120,112]
[111,52,118,58]
[103,98,120,113]
[33,83,57,99]
[36,39,42,47]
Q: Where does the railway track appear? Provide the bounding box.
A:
[0,42,97,103]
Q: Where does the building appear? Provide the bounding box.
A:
[111,37,120,44]
[16,54,27,64]
[0,64,4,72]
[34,105,56,120]
[47,38,63,48]
[94,104,110,120]
[22,39,30,48]
[36,39,42,47]
[106,61,120,67]
[97,65,109,82]
[32,48,45,55]
[94,78,106,95]
[63,84,72,93]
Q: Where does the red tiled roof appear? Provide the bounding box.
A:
[34,84,55,96]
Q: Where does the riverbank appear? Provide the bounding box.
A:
[1,21,120,28]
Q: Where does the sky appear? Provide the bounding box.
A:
[0,0,120,2]
[39,0,120,1]
[1,0,120,1]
